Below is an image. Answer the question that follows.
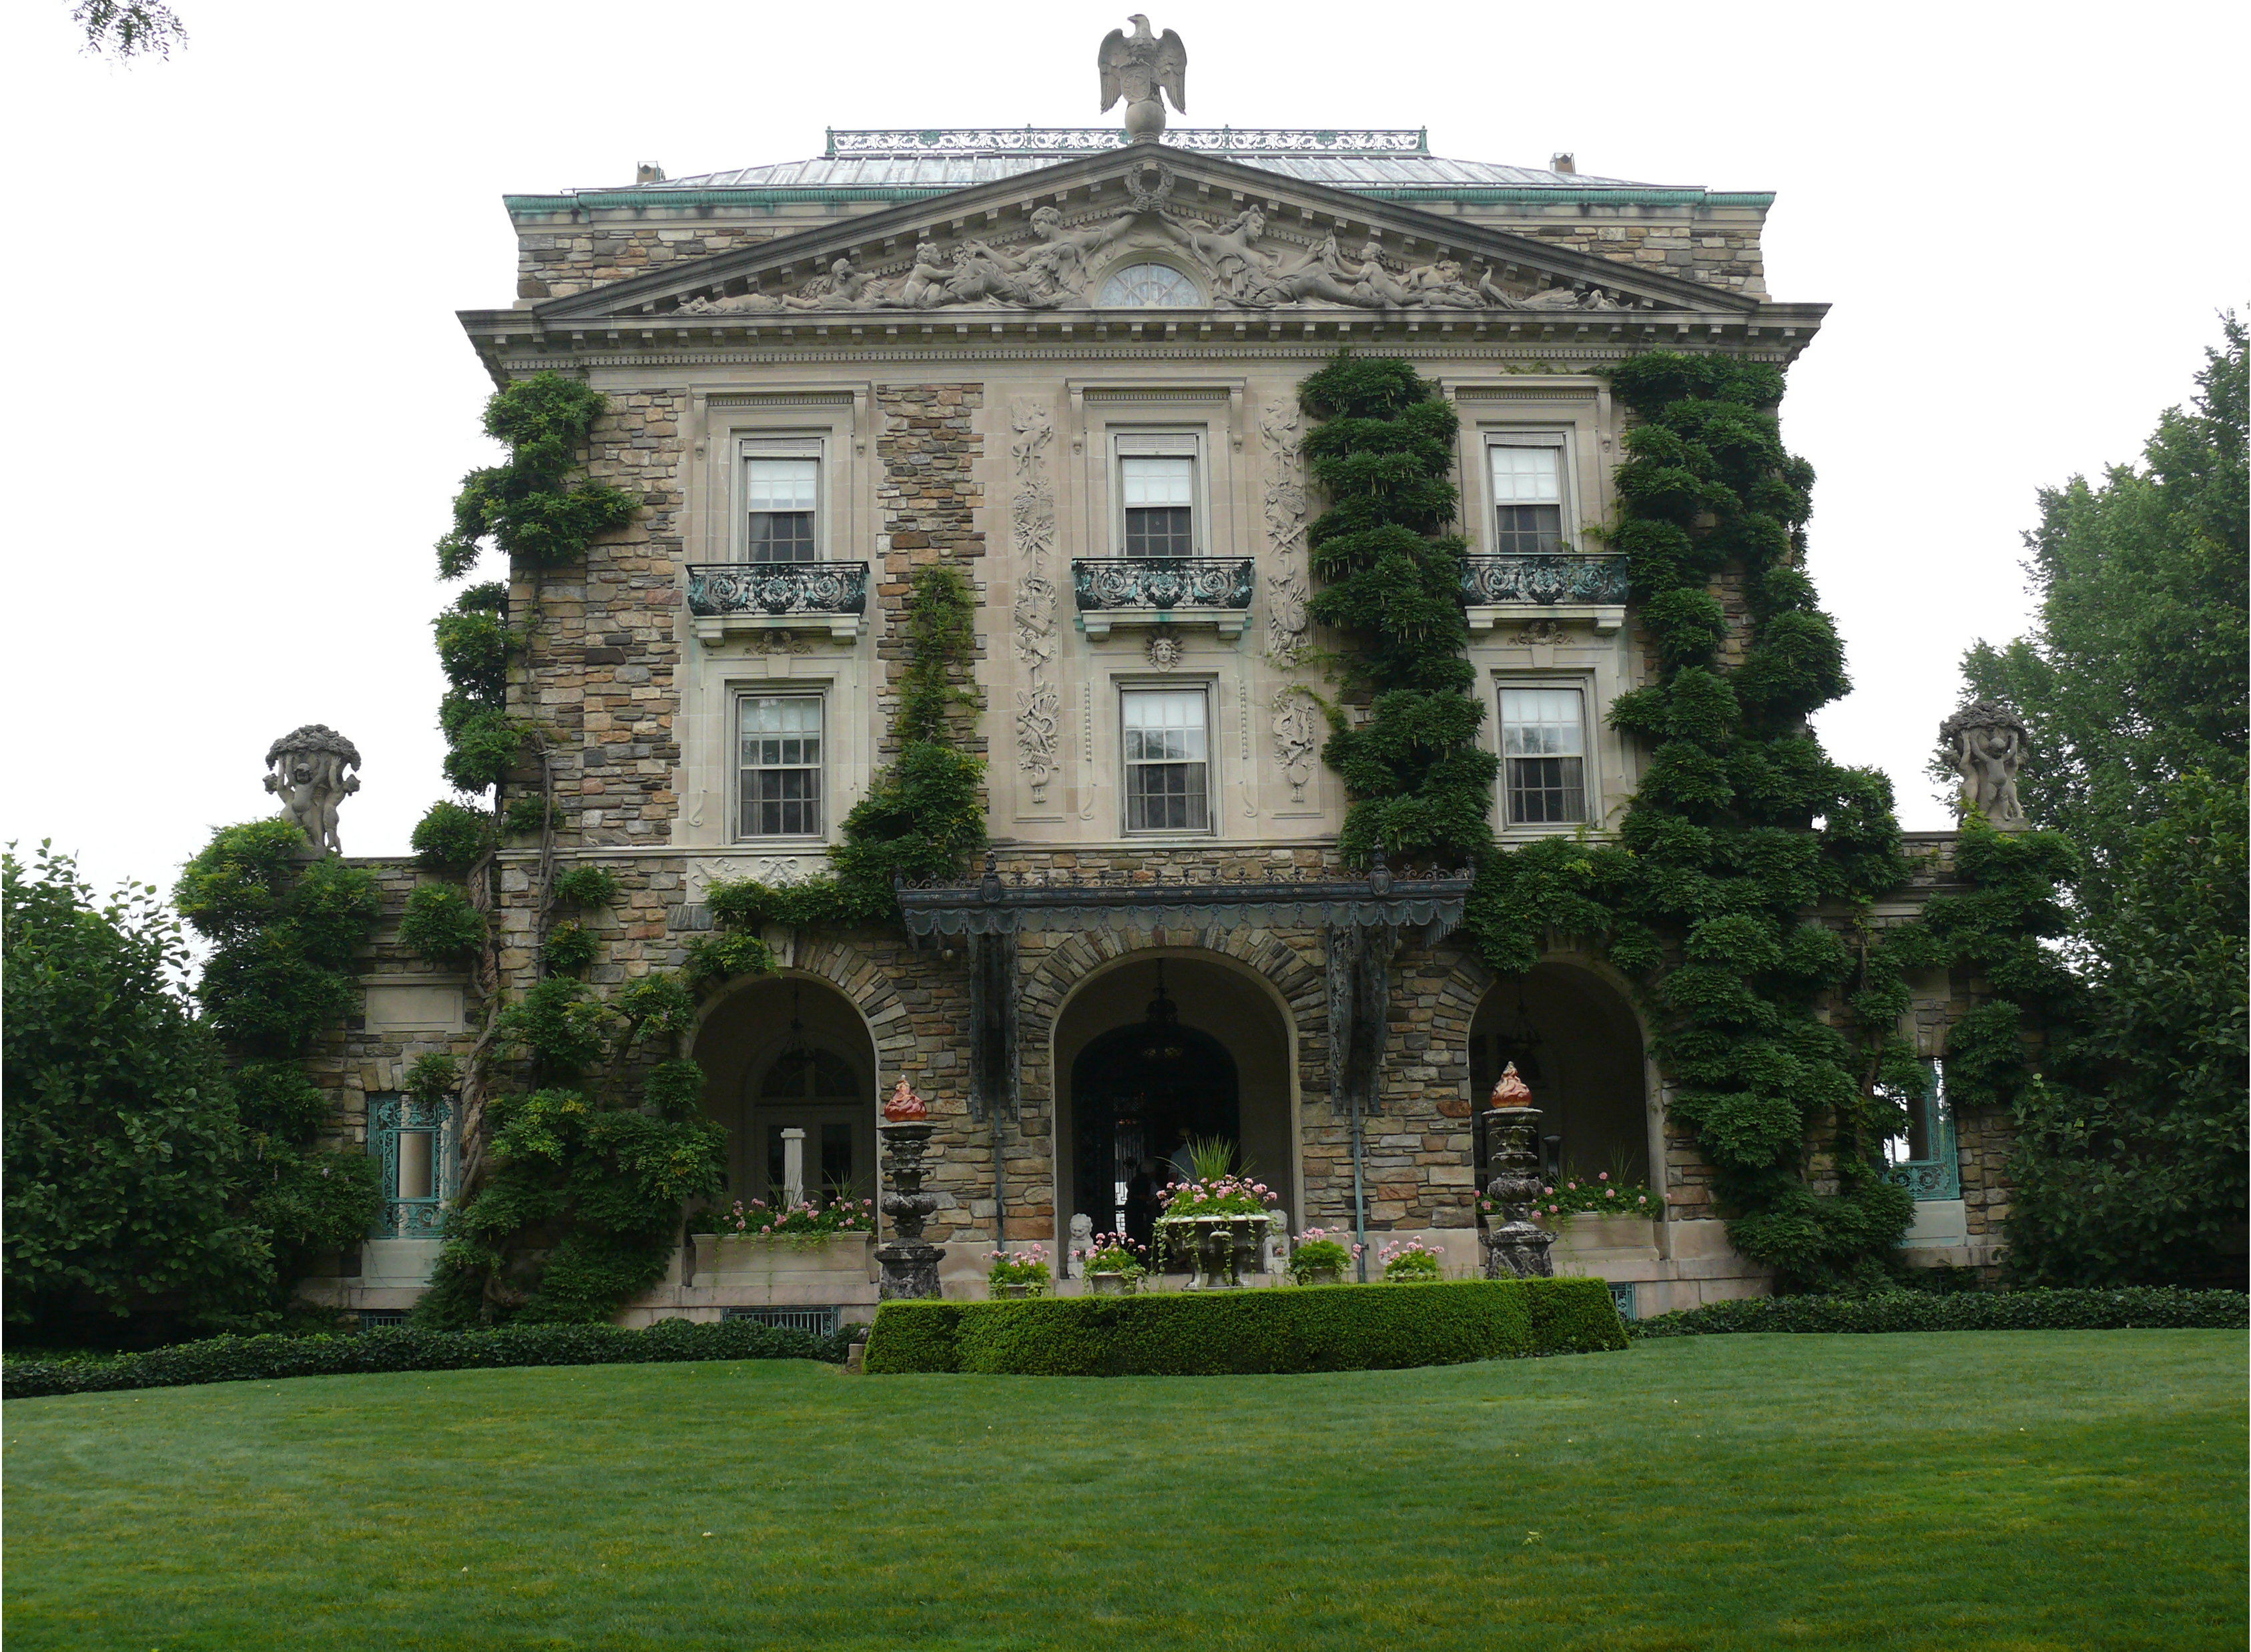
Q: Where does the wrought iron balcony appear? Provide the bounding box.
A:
[686,561,868,644]
[1072,556,1255,639]
[1460,553,1630,635]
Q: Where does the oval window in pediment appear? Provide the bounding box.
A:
[1098,262,1202,308]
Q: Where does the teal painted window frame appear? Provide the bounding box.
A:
[367,1094,456,1238]
[1882,1059,1961,1202]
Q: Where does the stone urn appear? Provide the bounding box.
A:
[994,1282,1034,1300]
[1088,1272,1132,1296]
[1297,1264,1344,1286]
[1479,1064,1557,1280]
[1158,1214,1266,1289]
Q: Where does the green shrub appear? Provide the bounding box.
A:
[1627,1286,2248,1339]
[410,802,495,872]
[397,884,485,961]
[543,919,598,975]
[502,794,561,836]
[551,865,620,908]
[1,1316,848,1399]
[863,1277,1624,1376]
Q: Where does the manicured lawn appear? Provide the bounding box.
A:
[4,1332,2242,1651]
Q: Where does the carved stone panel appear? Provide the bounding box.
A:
[1009,400,1060,805]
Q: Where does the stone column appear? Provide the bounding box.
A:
[781,1127,806,1206]
[1480,1103,1556,1280]
[877,1122,946,1300]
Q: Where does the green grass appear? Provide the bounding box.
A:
[5,1332,2242,1651]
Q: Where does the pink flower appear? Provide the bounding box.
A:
[1598,1172,1610,1182]
[1606,1190,1617,1199]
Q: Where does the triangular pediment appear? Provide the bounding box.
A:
[531,146,1759,326]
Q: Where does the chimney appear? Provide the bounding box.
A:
[1550,152,1576,175]
[635,162,665,185]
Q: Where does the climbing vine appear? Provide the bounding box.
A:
[1303,350,1923,1290]
[697,563,988,941]
[173,819,387,1312]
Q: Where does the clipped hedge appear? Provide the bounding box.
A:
[2,1317,848,1400]
[1628,1286,2248,1340]
[864,1277,1626,1376]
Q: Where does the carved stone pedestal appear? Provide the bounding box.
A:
[1480,1104,1556,1280]
[876,1121,946,1300]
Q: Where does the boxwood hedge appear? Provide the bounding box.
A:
[862,1276,1626,1376]
[1628,1286,2248,1340]
[2,1317,848,1400]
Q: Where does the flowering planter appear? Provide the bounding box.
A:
[1088,1272,1133,1295]
[1295,1266,1344,1286]
[994,1282,1035,1300]
[689,1230,878,1288]
[1155,1214,1268,1289]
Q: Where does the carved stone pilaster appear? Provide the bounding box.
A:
[1259,400,1309,666]
[1009,400,1060,805]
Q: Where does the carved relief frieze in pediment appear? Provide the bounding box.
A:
[656,160,1664,321]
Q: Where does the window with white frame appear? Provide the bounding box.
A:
[741,446,821,563]
[1121,687,1210,833]
[1488,440,1568,555]
[737,695,824,838]
[1498,685,1588,826]
[1116,440,1199,558]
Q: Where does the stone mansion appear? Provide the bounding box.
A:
[306,93,2003,1325]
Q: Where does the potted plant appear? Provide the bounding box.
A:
[1377,1236,1445,1282]
[689,1194,878,1288]
[1287,1226,1359,1285]
[1074,1232,1147,1294]
[1153,1170,1282,1289]
[987,1242,1052,1299]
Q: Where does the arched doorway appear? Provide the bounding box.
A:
[1053,951,1295,1250]
[689,973,878,1206]
[1470,961,1649,1190]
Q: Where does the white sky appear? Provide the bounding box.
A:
[1,0,2242,899]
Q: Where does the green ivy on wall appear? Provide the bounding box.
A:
[696,563,988,942]
[1301,350,1925,1290]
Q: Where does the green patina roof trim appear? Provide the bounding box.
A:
[505,185,1776,221]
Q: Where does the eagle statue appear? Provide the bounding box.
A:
[1098,16,1187,143]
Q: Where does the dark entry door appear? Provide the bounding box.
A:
[1070,1021,1239,1245]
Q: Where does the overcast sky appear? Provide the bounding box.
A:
[1,0,2240,898]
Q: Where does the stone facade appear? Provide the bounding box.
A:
[301,121,2009,1320]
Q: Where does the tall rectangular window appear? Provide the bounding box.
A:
[1120,455,1196,557]
[1122,687,1209,833]
[739,695,823,837]
[367,1095,451,1238]
[744,456,819,562]
[1500,685,1587,825]
[1490,445,1565,555]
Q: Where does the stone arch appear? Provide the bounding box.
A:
[1454,947,1659,1192]
[1021,924,1323,1236]
[689,933,921,1090]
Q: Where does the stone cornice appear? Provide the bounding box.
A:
[458,302,1827,384]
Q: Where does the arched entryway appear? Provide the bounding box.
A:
[1470,961,1650,1189]
[689,973,879,1206]
[1052,950,1295,1249]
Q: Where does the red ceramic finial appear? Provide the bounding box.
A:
[1490,1062,1532,1108]
[884,1078,928,1122]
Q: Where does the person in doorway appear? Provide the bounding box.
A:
[1125,1158,1163,1251]
[1167,1128,1199,1190]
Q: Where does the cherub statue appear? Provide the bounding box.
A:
[1939,700,2031,829]
[264,725,360,856]
[1068,1212,1095,1277]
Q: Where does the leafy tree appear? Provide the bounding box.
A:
[73,0,184,59]
[3,845,265,1336]
[1958,316,2249,1286]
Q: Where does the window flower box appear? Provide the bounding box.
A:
[689,1230,878,1288]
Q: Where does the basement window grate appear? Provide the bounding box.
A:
[722,1305,840,1336]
